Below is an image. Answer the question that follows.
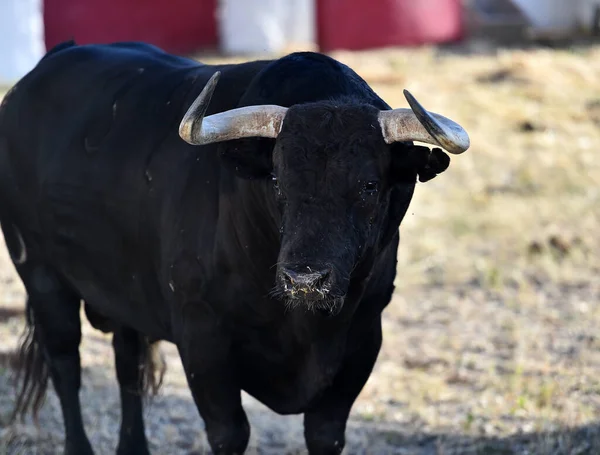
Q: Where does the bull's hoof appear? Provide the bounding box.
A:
[64,440,94,455]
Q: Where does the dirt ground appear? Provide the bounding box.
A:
[1,41,600,454]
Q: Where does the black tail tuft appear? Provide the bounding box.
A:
[84,302,166,400]
[9,299,166,419]
[10,302,50,424]
[140,339,166,399]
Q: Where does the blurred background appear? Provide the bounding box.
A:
[1,0,600,82]
[0,0,600,82]
[1,1,600,454]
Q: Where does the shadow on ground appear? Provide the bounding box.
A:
[1,355,598,455]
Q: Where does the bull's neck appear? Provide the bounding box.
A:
[225,177,281,278]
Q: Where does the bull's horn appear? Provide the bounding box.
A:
[179,72,288,146]
[378,90,470,155]
[179,71,221,144]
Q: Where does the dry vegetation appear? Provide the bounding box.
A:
[1,42,600,454]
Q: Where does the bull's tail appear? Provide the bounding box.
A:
[0,41,75,421]
[10,302,50,423]
[0,213,49,423]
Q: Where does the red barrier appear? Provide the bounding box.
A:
[44,0,218,54]
[317,0,464,52]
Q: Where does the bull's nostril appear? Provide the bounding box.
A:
[311,268,330,286]
[281,268,297,286]
[281,266,331,290]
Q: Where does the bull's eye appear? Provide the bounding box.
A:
[363,180,379,194]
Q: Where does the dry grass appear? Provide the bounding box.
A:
[1,42,600,454]
[344,44,600,453]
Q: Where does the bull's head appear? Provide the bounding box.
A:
[179,72,470,315]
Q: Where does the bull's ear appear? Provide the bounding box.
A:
[217,138,274,179]
[390,143,450,184]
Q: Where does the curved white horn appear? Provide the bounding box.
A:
[179,72,288,146]
[378,90,470,155]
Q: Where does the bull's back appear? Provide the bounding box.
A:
[0,42,261,337]
[0,41,204,222]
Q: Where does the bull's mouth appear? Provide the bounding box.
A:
[282,281,331,301]
[284,295,346,317]
[269,286,345,316]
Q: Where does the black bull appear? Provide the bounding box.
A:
[0,41,470,454]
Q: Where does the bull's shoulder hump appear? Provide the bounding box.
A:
[268,51,349,77]
[242,51,384,107]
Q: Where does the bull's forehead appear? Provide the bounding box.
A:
[274,102,388,168]
[272,103,390,196]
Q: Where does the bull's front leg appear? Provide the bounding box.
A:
[303,321,383,455]
[176,307,249,455]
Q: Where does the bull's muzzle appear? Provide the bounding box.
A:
[279,265,333,300]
